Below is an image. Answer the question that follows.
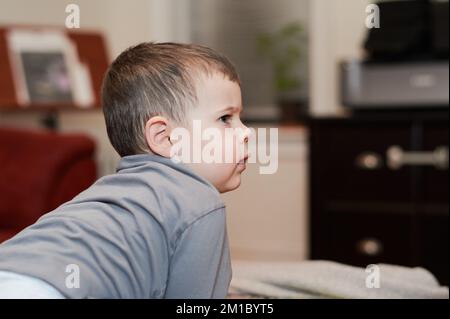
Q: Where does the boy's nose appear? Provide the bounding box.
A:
[239,122,250,144]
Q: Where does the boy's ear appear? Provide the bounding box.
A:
[144,116,172,158]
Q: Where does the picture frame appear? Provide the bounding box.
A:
[6,28,94,107]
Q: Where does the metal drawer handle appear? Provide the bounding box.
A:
[355,152,383,170]
[387,145,448,170]
[356,238,383,256]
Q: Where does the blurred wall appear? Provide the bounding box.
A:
[190,0,309,110]
[309,0,371,116]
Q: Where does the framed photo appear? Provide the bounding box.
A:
[18,51,73,104]
[7,28,93,107]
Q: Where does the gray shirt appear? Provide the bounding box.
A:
[0,154,231,298]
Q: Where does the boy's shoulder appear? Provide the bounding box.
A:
[116,154,224,215]
[63,154,225,244]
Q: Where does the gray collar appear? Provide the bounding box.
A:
[116,153,219,194]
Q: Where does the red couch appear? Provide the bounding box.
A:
[0,126,97,243]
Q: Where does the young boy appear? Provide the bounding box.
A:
[0,42,249,299]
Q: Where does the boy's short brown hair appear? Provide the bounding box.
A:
[101,42,240,157]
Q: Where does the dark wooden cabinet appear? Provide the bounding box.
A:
[309,112,449,285]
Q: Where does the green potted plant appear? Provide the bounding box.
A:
[257,21,308,123]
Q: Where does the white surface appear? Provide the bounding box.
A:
[0,271,65,299]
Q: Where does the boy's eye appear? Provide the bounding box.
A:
[219,114,232,124]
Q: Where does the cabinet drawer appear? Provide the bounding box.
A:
[312,122,413,202]
[327,211,415,267]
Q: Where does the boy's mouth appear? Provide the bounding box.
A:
[237,154,249,170]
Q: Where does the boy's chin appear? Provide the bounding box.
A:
[217,175,242,193]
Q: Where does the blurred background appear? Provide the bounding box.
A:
[0,0,448,285]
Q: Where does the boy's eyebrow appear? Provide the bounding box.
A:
[217,105,242,114]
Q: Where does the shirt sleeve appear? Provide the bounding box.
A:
[163,207,232,299]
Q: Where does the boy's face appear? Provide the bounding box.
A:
[180,73,249,193]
